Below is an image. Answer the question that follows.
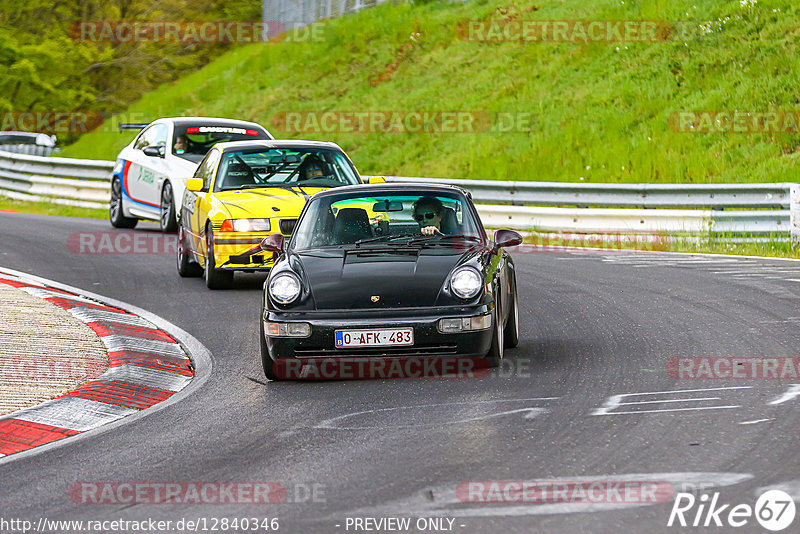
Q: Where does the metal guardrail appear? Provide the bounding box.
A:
[0,144,59,157]
[0,151,797,240]
[380,176,795,209]
[0,150,113,209]
[474,206,791,236]
[378,176,800,238]
[261,0,391,29]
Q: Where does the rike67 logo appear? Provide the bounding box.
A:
[668,490,795,531]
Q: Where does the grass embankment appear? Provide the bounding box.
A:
[522,233,800,258]
[59,0,799,183]
[31,0,800,256]
[0,195,105,219]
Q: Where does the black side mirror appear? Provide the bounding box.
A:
[493,229,522,250]
[260,234,285,254]
[143,145,164,158]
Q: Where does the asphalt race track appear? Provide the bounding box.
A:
[2,211,800,533]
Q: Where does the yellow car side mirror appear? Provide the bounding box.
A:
[186,178,204,192]
[368,176,387,184]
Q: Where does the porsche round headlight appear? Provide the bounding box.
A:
[450,267,482,300]
[269,273,301,304]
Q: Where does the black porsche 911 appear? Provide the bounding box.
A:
[258,183,522,380]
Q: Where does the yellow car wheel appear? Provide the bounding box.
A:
[177,227,202,278]
[204,225,234,290]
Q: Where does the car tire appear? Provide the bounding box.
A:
[160,182,178,233]
[177,226,203,277]
[485,302,504,368]
[204,224,234,289]
[504,271,520,349]
[260,317,281,381]
[109,178,138,229]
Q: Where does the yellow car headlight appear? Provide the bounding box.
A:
[221,219,272,232]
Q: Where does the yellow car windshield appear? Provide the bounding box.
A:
[215,148,360,191]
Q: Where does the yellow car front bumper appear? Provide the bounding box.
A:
[213,231,279,270]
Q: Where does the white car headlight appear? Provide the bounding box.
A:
[269,273,302,304]
[231,218,271,232]
[450,267,482,300]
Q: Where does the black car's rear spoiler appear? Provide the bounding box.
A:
[118,123,150,133]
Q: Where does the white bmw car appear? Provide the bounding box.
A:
[109,117,273,231]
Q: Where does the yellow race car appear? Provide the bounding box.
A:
[177,140,373,288]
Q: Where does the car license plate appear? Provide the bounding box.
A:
[335,328,413,348]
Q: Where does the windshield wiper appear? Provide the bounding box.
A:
[404,234,483,246]
[353,233,419,246]
[233,183,299,190]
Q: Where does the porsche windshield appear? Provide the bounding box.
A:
[215,148,360,191]
[292,191,484,250]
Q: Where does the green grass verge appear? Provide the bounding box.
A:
[0,195,106,219]
[523,233,800,258]
[668,236,800,258]
[59,0,800,183]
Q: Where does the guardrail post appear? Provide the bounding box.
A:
[790,184,800,244]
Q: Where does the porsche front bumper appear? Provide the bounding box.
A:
[262,305,495,361]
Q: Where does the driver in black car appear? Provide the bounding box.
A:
[413,195,446,236]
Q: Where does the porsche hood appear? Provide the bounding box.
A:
[294,248,480,309]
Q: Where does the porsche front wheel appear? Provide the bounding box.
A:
[504,271,520,348]
[485,303,504,367]
[260,318,281,381]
